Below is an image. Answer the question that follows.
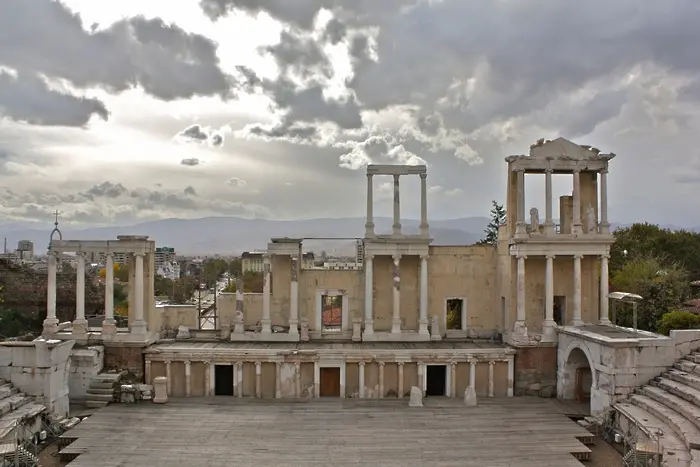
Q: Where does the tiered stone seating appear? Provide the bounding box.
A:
[615,352,700,467]
[0,379,46,443]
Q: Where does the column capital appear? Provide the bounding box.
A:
[545,168,553,174]
[184,360,191,366]
[392,254,402,262]
[600,168,609,175]
[468,359,477,366]
[450,361,457,367]
[420,253,429,260]
[295,361,300,369]
[397,361,404,366]
[365,253,374,260]
[601,254,610,259]
[573,254,584,260]
[105,252,114,258]
[358,361,366,367]
[378,361,385,367]
[488,360,495,366]
[393,174,400,182]
[573,167,581,173]
[546,254,556,260]
[366,172,373,179]
[133,252,145,258]
[164,359,172,365]
[236,361,243,368]
[419,173,427,180]
[75,251,86,258]
[516,254,527,260]
[203,360,211,366]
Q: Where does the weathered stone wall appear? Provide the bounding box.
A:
[68,345,104,400]
[512,344,557,397]
[104,344,145,381]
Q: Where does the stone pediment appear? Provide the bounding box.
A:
[529,137,611,160]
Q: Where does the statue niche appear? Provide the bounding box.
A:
[529,208,540,234]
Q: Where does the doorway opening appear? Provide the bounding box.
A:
[214,364,234,396]
[319,367,341,397]
[446,298,464,330]
[425,365,447,396]
[554,296,566,325]
[321,295,343,332]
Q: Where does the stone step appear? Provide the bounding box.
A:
[90,381,115,390]
[86,387,114,396]
[94,371,126,383]
[0,394,31,417]
[0,402,46,439]
[85,393,114,402]
[85,400,109,409]
[667,370,700,392]
[632,393,700,450]
[675,360,700,375]
[615,401,692,467]
[0,384,18,401]
[657,378,700,407]
[643,386,700,431]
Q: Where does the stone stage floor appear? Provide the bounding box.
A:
[61,397,594,467]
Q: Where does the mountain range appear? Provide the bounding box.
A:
[0,217,697,256]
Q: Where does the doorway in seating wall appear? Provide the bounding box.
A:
[319,367,341,397]
[426,365,447,396]
[214,364,234,396]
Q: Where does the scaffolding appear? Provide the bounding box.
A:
[598,406,662,467]
[0,413,69,467]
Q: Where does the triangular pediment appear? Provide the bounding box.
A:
[529,137,601,160]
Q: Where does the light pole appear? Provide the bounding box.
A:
[608,291,643,332]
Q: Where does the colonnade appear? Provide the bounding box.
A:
[363,253,429,336]
[365,169,429,238]
[259,253,299,335]
[147,358,515,399]
[513,253,610,337]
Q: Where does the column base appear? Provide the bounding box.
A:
[101,319,117,337]
[600,222,611,234]
[543,222,556,235]
[572,223,583,235]
[419,226,429,237]
[363,320,374,335]
[391,319,402,334]
[571,318,584,327]
[418,319,429,336]
[365,223,375,238]
[42,318,59,337]
[72,319,88,335]
[541,321,557,342]
[130,320,148,336]
[260,318,272,335]
[598,318,612,326]
[288,319,299,335]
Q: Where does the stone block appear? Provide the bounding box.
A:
[464,386,477,406]
[153,377,168,404]
[408,386,422,407]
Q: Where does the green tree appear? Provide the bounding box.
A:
[657,310,700,336]
[477,201,507,245]
[611,256,689,331]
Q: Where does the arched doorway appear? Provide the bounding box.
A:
[560,345,596,411]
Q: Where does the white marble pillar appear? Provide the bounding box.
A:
[397,362,404,398]
[236,362,243,398]
[103,253,116,334]
[365,173,375,237]
[544,169,555,234]
[131,253,147,334]
[488,361,495,398]
[507,359,514,397]
[417,361,424,395]
[515,170,527,236]
[572,169,582,234]
[364,254,374,335]
[145,360,152,385]
[184,360,191,397]
[289,256,299,335]
[599,254,611,325]
[450,362,457,398]
[204,361,211,396]
[418,254,429,336]
[165,360,172,395]
[43,251,59,334]
[572,254,583,326]
[392,174,402,235]
[543,254,556,341]
[391,255,402,334]
[294,362,301,398]
[255,362,262,398]
[232,362,238,397]
[313,362,320,398]
[469,360,477,390]
[358,362,365,398]
[275,362,282,398]
[261,254,272,335]
[73,252,88,334]
[419,173,429,237]
[514,254,527,336]
[600,168,610,234]
[378,362,385,399]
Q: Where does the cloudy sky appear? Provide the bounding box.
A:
[1,0,699,228]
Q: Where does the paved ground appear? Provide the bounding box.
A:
[58,397,598,467]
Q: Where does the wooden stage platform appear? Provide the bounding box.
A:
[59,397,595,467]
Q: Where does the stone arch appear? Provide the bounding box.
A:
[559,341,597,405]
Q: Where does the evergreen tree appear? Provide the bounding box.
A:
[477,201,507,245]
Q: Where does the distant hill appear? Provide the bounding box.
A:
[2,217,697,256]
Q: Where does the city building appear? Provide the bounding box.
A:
[154,247,176,269]
[241,251,265,273]
[156,261,181,281]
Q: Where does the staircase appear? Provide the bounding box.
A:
[85,372,125,409]
[615,352,700,467]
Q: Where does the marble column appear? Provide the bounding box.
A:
[43,251,59,335]
[419,173,429,237]
[572,169,582,234]
[255,362,262,398]
[364,254,374,335]
[488,361,495,398]
[165,360,172,395]
[469,360,477,391]
[417,362,424,395]
[391,255,402,334]
[131,253,147,334]
[378,362,385,399]
[572,254,583,326]
[102,253,117,334]
[514,254,527,336]
[204,361,211,396]
[233,362,238,397]
[313,362,320,398]
[289,256,299,335]
[450,362,457,398]
[397,362,404,398]
[515,170,527,236]
[542,254,556,341]
[507,359,514,397]
[261,254,272,335]
[235,276,244,330]
[544,169,555,234]
[392,174,402,235]
[358,362,365,398]
[600,168,610,234]
[599,254,611,325]
[294,362,301,398]
[418,254,429,336]
[365,173,375,237]
[73,252,88,334]
[145,360,152,385]
[236,362,243,398]
[275,362,282,398]
[184,360,191,397]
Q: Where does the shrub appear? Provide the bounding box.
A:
[656,310,700,335]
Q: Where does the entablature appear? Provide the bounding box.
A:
[363,240,430,258]
[509,241,611,257]
[50,239,154,254]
